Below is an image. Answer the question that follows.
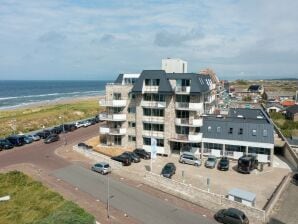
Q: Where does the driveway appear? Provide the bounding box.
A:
[53,164,216,224]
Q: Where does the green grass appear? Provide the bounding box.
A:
[269,112,298,137]
[0,99,103,138]
[0,171,95,224]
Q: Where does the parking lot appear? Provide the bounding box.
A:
[118,154,290,209]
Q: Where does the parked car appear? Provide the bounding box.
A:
[23,135,34,144]
[0,138,14,150]
[7,135,26,147]
[133,148,151,159]
[237,155,258,174]
[62,124,77,132]
[214,208,249,224]
[78,142,93,149]
[161,163,176,178]
[91,162,111,175]
[44,134,60,144]
[205,155,217,168]
[111,154,131,166]
[94,115,100,123]
[36,130,51,139]
[88,118,96,125]
[179,152,201,166]
[82,120,92,127]
[27,134,40,141]
[292,172,298,185]
[50,126,63,134]
[75,121,85,128]
[218,157,230,171]
[122,151,140,163]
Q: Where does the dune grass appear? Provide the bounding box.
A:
[0,171,95,224]
[0,99,103,138]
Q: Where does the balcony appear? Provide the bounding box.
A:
[142,86,159,93]
[100,99,126,107]
[142,116,164,123]
[169,133,202,143]
[99,127,126,135]
[175,86,190,94]
[142,130,164,138]
[175,102,204,113]
[141,100,166,108]
[99,113,126,121]
[175,118,203,127]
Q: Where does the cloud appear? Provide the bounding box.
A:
[154,29,204,47]
[38,31,66,43]
[100,34,115,43]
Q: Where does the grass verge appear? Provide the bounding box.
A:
[0,99,103,138]
[0,171,95,224]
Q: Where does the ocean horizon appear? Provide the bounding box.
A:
[0,80,109,110]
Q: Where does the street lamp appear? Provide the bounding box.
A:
[106,173,114,220]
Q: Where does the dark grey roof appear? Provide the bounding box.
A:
[202,109,274,144]
[130,70,211,95]
[248,85,261,92]
[228,108,268,120]
[286,105,298,114]
[265,103,284,110]
[114,74,124,84]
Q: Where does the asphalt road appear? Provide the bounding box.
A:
[54,164,216,224]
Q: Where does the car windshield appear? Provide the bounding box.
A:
[164,165,172,171]
[208,157,216,162]
[220,159,228,164]
[104,164,110,168]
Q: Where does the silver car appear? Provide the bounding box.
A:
[91,162,111,175]
[205,155,217,168]
[179,152,201,166]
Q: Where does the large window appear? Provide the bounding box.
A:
[143,108,164,117]
[176,126,189,134]
[143,93,165,102]
[128,122,136,127]
[204,143,223,150]
[176,110,189,118]
[128,135,136,142]
[113,93,121,100]
[114,136,122,145]
[128,107,136,113]
[143,123,164,132]
[143,137,164,147]
[145,79,160,86]
[176,79,190,86]
[248,147,270,155]
[225,145,246,152]
[176,95,190,103]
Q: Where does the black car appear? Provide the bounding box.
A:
[94,115,100,123]
[292,173,298,185]
[88,118,96,125]
[78,142,93,149]
[50,126,63,134]
[0,138,14,150]
[36,130,52,139]
[111,154,131,166]
[62,124,77,132]
[214,208,249,224]
[237,155,258,174]
[44,134,60,144]
[7,135,26,147]
[218,157,230,171]
[122,151,140,163]
[161,163,176,178]
[133,148,151,159]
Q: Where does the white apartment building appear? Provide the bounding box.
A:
[99,67,216,155]
[162,58,188,73]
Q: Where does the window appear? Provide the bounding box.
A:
[145,79,160,86]
[216,127,221,133]
[143,94,165,102]
[176,95,190,103]
[143,108,164,117]
[176,126,189,134]
[128,122,136,128]
[143,123,164,132]
[114,136,122,145]
[239,128,243,135]
[176,110,189,118]
[143,137,164,147]
[128,135,136,142]
[208,126,212,132]
[129,93,136,99]
[252,129,257,136]
[263,130,268,137]
[229,128,233,134]
[113,93,121,100]
[128,107,136,113]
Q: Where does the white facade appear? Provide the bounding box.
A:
[162,58,187,73]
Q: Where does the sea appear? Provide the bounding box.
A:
[0,80,108,110]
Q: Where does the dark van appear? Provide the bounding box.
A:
[7,135,26,147]
[237,155,258,174]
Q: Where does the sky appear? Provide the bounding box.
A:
[0,0,297,80]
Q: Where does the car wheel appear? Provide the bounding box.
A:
[182,161,185,164]
[194,163,199,167]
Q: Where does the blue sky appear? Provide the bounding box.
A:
[0,0,297,80]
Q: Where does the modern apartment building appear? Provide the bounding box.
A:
[99,67,216,155]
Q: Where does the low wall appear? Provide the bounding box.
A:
[73,145,122,169]
[144,172,266,223]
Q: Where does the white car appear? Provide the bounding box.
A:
[82,121,91,127]
[75,121,85,128]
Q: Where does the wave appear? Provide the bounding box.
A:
[0,90,104,101]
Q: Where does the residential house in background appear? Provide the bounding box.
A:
[265,103,284,113]
[285,105,298,121]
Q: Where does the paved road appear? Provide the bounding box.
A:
[53,164,216,224]
[269,181,298,224]
[0,124,99,170]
